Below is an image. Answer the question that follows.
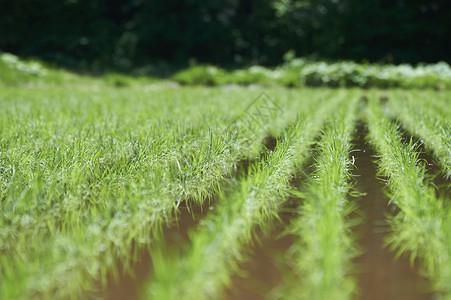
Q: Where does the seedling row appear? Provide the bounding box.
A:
[0,87,450,299]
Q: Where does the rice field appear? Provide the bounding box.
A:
[1,65,451,300]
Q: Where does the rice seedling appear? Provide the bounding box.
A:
[279,95,359,300]
[2,55,450,300]
[366,95,451,298]
[386,90,451,178]
[0,85,330,299]
[0,88,253,298]
[145,91,350,300]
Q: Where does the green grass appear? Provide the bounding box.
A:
[387,90,451,178]
[0,80,335,299]
[0,87,278,299]
[146,92,347,300]
[1,53,451,300]
[367,95,451,298]
[279,95,359,300]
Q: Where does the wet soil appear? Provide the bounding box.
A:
[219,165,314,300]
[352,124,435,300]
[220,124,439,300]
[98,200,212,300]
[220,198,298,300]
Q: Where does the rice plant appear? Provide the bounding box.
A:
[146,91,350,300]
[1,56,451,300]
[280,95,359,300]
[0,87,284,299]
[386,90,451,178]
[367,95,451,298]
[0,84,339,299]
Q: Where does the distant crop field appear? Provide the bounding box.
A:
[1,56,450,300]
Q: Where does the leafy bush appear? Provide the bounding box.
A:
[172,65,228,86]
[0,52,46,85]
[172,59,451,89]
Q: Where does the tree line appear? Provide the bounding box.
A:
[1,0,449,72]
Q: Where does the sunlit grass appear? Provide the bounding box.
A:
[1,53,451,300]
[387,90,451,178]
[367,95,451,298]
[279,95,359,300]
[145,92,348,300]
[0,87,271,299]
[0,83,334,299]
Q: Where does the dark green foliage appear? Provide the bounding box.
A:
[0,0,450,70]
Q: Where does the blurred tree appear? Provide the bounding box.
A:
[0,0,449,70]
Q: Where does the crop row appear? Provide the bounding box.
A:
[1,86,449,299]
[386,90,451,178]
[146,92,348,299]
[0,88,257,299]
[367,96,451,298]
[281,96,358,300]
[0,87,327,299]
